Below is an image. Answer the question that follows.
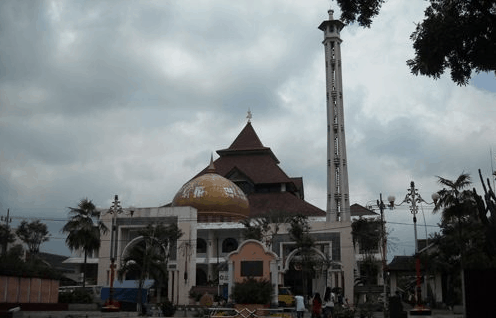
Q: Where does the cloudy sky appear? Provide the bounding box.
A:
[1,0,495,259]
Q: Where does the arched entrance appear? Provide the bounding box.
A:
[283,248,330,297]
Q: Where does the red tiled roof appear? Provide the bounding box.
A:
[212,155,292,184]
[350,203,378,217]
[248,192,326,218]
[190,122,326,217]
[217,122,280,163]
[290,177,304,198]
[227,122,266,150]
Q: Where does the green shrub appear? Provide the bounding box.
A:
[58,291,73,303]
[160,299,176,317]
[231,277,273,304]
[58,289,93,304]
[334,305,355,318]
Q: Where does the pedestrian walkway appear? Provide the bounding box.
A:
[19,307,464,318]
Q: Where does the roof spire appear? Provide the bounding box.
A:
[246,108,252,123]
[207,153,215,173]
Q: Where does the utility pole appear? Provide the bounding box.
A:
[1,209,12,256]
[377,195,388,318]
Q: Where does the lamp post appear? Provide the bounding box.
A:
[377,194,389,318]
[103,195,134,311]
[367,195,393,318]
[388,181,438,316]
[110,195,122,304]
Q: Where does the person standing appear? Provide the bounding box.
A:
[312,292,322,318]
[295,295,305,318]
[322,287,335,318]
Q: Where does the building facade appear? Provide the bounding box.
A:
[95,121,355,306]
[92,7,357,306]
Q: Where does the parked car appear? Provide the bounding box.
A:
[278,287,295,307]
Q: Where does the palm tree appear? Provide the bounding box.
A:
[118,223,182,312]
[434,173,476,224]
[433,173,477,312]
[434,173,478,258]
[62,198,108,287]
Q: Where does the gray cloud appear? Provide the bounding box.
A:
[1,0,495,259]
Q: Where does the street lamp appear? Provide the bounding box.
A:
[103,195,134,311]
[367,195,392,317]
[388,181,438,315]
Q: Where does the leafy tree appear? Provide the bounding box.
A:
[240,210,289,248]
[288,214,316,296]
[335,0,496,85]
[351,217,382,286]
[0,244,62,280]
[15,220,50,259]
[232,277,273,304]
[431,173,481,308]
[0,244,25,275]
[62,198,108,287]
[473,169,496,259]
[118,223,183,311]
[0,223,15,256]
[433,173,478,264]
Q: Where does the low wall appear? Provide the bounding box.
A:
[0,276,59,304]
[0,303,68,311]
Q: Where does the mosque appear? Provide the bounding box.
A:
[93,8,356,306]
[96,119,354,305]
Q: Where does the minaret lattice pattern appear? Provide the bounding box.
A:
[319,9,350,222]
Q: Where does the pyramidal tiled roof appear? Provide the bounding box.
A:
[217,122,279,163]
[350,203,378,217]
[192,121,326,218]
[227,122,266,150]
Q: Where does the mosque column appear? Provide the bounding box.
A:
[207,229,215,282]
[227,260,234,303]
[270,259,279,305]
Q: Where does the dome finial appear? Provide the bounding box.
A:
[207,153,215,172]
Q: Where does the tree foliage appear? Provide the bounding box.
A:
[0,223,15,256]
[62,198,108,287]
[0,244,62,280]
[232,277,273,304]
[118,223,183,310]
[16,220,50,258]
[335,0,496,85]
[240,210,289,248]
[288,215,318,295]
[472,169,496,262]
[351,217,382,286]
[432,172,496,269]
[288,215,315,251]
[351,217,382,254]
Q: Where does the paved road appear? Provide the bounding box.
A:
[18,310,464,318]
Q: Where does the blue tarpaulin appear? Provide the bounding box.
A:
[101,280,154,303]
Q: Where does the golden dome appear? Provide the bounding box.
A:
[172,161,250,221]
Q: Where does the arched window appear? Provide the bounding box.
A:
[197,238,207,254]
[222,238,238,253]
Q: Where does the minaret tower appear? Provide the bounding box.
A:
[318,8,350,222]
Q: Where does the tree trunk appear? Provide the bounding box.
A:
[83,250,87,288]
